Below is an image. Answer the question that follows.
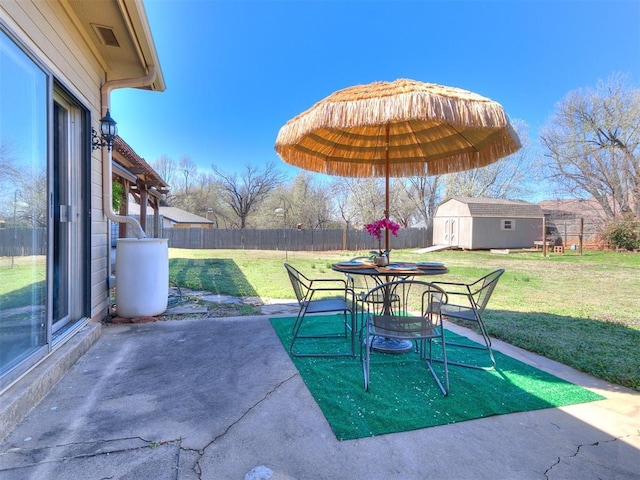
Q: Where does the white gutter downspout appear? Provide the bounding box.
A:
[100,66,157,239]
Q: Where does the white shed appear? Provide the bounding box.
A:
[433,197,544,250]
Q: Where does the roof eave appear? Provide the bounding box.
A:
[64,0,165,92]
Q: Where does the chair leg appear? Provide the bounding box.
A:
[344,310,357,357]
[289,310,306,354]
[437,317,496,370]
[363,332,448,396]
[422,337,449,396]
[475,317,497,369]
[363,320,371,391]
[440,334,449,395]
[290,310,356,358]
[356,302,369,361]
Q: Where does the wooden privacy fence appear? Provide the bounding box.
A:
[0,228,47,256]
[165,227,433,251]
[551,219,601,246]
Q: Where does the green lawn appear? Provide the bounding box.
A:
[0,257,46,310]
[168,247,640,391]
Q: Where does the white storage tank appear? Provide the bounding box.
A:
[115,238,169,318]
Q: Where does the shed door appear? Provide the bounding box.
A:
[443,218,459,246]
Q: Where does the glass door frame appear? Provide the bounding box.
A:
[49,85,91,341]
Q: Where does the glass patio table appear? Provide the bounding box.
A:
[331,260,448,353]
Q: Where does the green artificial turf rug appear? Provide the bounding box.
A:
[270,314,605,441]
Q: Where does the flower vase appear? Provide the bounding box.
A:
[374,254,389,266]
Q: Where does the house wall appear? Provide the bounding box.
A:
[1,2,110,320]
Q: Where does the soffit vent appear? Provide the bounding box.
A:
[91,24,120,47]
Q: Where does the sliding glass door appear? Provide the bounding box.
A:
[0,28,48,381]
[0,27,89,389]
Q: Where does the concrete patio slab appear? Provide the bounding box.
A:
[0,315,638,479]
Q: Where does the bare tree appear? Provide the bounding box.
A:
[178,155,198,196]
[331,177,386,227]
[399,174,444,228]
[0,142,18,182]
[162,156,200,211]
[541,73,640,218]
[151,155,179,205]
[444,119,532,199]
[0,143,18,218]
[152,154,177,189]
[212,161,283,228]
[11,170,47,228]
[330,179,358,229]
[0,143,42,224]
[284,173,334,229]
[389,180,416,228]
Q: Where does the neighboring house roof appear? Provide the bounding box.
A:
[538,198,607,222]
[128,204,214,225]
[443,197,544,218]
[158,207,214,225]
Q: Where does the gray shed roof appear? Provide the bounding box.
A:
[448,197,544,218]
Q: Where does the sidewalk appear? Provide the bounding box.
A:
[1,314,639,479]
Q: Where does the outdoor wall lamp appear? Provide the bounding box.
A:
[91,109,118,151]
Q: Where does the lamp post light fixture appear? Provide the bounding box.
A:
[274,206,288,261]
[91,109,118,151]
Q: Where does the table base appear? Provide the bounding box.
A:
[371,337,413,354]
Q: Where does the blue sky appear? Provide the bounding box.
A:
[111,0,640,195]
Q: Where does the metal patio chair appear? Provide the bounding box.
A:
[284,263,357,357]
[362,279,450,396]
[432,269,505,370]
[342,255,401,347]
[343,255,376,298]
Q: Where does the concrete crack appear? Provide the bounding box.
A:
[190,372,300,479]
[0,436,181,473]
[1,373,301,479]
[543,434,634,479]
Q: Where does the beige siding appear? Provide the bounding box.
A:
[433,200,472,248]
[435,199,471,217]
[1,1,110,321]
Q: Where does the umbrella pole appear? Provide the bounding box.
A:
[385,123,390,252]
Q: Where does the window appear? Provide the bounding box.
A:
[501,219,515,230]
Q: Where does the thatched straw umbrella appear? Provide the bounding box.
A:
[275,78,521,250]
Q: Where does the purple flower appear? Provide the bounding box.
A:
[364,218,401,253]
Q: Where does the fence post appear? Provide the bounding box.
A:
[579,218,584,255]
[542,217,547,257]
